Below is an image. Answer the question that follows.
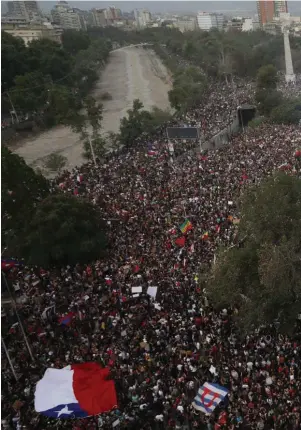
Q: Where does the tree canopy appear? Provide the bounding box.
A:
[256,64,279,90]
[13,194,107,267]
[62,29,91,56]
[208,173,301,331]
[118,99,172,148]
[2,146,50,236]
[1,30,111,123]
[169,66,208,111]
[270,97,301,125]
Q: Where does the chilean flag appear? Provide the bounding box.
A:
[34,363,117,419]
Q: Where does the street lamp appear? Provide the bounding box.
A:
[2,272,34,361]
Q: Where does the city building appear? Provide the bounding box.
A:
[134,9,152,28]
[51,2,83,30]
[242,18,254,31]
[72,8,88,30]
[227,17,254,32]
[2,15,30,25]
[7,1,41,20]
[228,17,244,31]
[274,0,288,16]
[215,13,226,31]
[91,9,107,27]
[257,0,289,27]
[2,23,63,45]
[197,12,225,31]
[263,21,282,35]
[105,6,122,21]
[252,14,261,30]
[90,6,122,27]
[257,0,275,26]
[174,19,197,33]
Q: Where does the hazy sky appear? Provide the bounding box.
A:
[2,1,301,15]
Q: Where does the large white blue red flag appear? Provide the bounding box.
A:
[192,382,229,414]
[34,363,117,419]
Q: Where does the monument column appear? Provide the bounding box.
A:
[284,29,296,83]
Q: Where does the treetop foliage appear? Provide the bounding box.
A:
[2,146,50,235]
[1,29,111,122]
[12,194,107,267]
[208,173,301,331]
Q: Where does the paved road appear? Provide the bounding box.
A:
[14,47,172,173]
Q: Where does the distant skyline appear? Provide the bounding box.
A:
[41,1,301,14]
[2,1,301,15]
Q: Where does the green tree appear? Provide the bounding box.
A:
[68,96,104,162]
[1,31,29,92]
[270,98,301,125]
[255,89,283,116]
[27,38,73,83]
[208,173,301,331]
[2,146,50,236]
[43,152,67,173]
[62,29,91,56]
[10,71,50,115]
[13,194,107,267]
[256,64,279,90]
[119,99,153,147]
[83,136,107,160]
[144,106,172,131]
[46,84,82,126]
[169,72,207,112]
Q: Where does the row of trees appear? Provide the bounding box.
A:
[91,26,301,81]
[2,30,112,126]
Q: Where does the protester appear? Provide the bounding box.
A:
[2,76,301,430]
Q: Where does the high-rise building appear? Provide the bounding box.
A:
[256,0,275,26]
[197,12,224,31]
[215,13,226,31]
[8,1,41,20]
[274,0,288,16]
[51,1,83,30]
[257,0,288,26]
[91,9,107,27]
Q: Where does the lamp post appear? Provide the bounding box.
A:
[2,336,18,381]
[2,272,34,361]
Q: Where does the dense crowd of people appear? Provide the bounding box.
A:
[2,77,301,430]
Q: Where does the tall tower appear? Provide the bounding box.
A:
[257,0,274,27]
[284,29,296,83]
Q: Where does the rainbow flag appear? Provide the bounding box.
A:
[180,219,193,234]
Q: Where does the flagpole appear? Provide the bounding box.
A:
[2,272,35,361]
[2,336,18,381]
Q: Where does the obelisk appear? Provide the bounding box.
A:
[284,29,296,83]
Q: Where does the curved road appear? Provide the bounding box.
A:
[14,46,172,173]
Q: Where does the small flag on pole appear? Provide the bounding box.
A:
[192,382,229,414]
[201,232,209,241]
[179,219,193,234]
